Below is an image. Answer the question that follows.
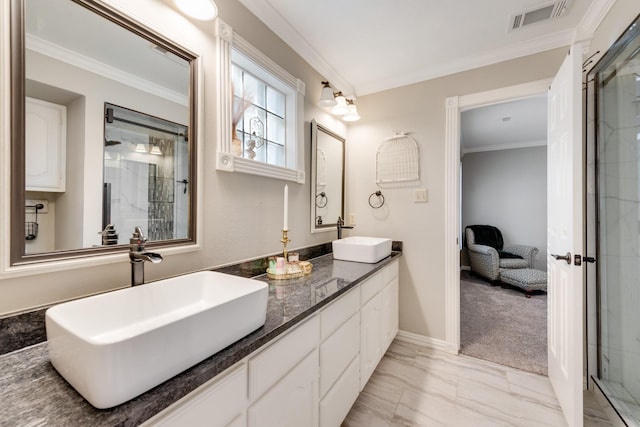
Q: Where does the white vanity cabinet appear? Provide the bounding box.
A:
[319,288,361,427]
[148,363,248,427]
[361,260,399,389]
[144,259,399,427]
[248,315,320,427]
[25,97,66,192]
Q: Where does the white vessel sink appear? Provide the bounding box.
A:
[332,236,392,263]
[45,271,268,409]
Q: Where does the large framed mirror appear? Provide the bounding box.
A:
[310,119,344,233]
[9,0,198,265]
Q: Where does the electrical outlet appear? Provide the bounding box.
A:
[349,213,356,225]
[413,189,428,203]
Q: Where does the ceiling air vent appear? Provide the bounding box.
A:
[509,0,571,31]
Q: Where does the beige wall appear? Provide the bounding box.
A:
[346,49,567,340]
[0,0,343,315]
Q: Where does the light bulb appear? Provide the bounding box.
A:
[331,93,348,115]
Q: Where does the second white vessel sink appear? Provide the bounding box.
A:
[46,271,268,409]
[332,236,392,263]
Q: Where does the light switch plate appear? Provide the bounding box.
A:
[349,213,356,225]
[413,189,428,203]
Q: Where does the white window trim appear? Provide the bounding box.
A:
[215,19,305,184]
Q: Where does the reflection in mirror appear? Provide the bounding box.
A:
[310,120,344,233]
[12,0,197,264]
[103,104,189,245]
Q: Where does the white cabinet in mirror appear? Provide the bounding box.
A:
[6,0,199,268]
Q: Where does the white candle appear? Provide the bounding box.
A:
[283,185,289,230]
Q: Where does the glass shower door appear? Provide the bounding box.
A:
[595,16,640,424]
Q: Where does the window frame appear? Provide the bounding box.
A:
[215,19,305,184]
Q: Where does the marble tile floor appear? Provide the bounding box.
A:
[343,340,613,427]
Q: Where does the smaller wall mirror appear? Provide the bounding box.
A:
[310,119,344,233]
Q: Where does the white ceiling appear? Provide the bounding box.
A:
[461,95,548,154]
[239,0,612,96]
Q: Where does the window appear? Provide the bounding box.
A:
[215,20,305,183]
[232,49,291,167]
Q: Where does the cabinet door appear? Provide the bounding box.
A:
[248,350,318,427]
[147,363,247,427]
[319,355,360,427]
[382,277,399,351]
[25,97,66,192]
[320,312,359,397]
[360,292,382,390]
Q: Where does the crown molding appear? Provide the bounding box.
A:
[356,28,575,95]
[575,0,617,42]
[238,0,354,97]
[26,35,188,106]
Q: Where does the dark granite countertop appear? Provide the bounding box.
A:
[0,251,400,427]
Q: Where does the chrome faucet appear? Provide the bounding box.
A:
[129,226,163,286]
[336,216,354,240]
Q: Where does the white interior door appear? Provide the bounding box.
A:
[547,44,584,427]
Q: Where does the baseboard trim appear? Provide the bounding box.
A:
[396,330,458,354]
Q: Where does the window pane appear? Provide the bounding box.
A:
[267,112,285,145]
[267,86,285,118]
[243,73,266,109]
[267,142,285,167]
[232,66,243,97]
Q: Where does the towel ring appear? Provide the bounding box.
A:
[315,192,328,208]
[368,190,385,209]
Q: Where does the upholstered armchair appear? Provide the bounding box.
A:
[465,225,538,281]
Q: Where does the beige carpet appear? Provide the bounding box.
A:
[460,270,547,375]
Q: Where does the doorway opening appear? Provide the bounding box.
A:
[459,96,548,374]
[442,79,552,356]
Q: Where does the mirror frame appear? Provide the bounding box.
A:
[9,0,199,266]
[310,119,345,234]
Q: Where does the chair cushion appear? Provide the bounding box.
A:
[499,258,529,269]
[500,268,547,291]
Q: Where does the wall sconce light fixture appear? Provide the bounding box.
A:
[317,81,337,108]
[317,81,360,121]
[343,99,360,122]
[174,0,218,21]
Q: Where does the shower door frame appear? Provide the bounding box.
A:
[586,12,640,424]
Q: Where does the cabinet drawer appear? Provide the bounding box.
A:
[148,363,247,427]
[320,312,359,397]
[249,314,319,400]
[319,355,360,427]
[360,271,383,304]
[320,287,360,340]
[382,259,399,284]
[248,349,318,427]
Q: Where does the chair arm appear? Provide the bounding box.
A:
[503,245,539,268]
[467,244,500,281]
